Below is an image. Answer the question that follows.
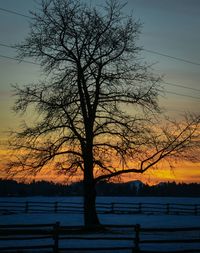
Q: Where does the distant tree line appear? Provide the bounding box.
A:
[0,180,70,197]
[139,182,200,197]
[96,181,200,197]
[0,179,200,197]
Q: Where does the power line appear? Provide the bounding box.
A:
[163,81,200,93]
[163,90,200,100]
[0,54,39,65]
[0,7,30,19]
[0,6,199,100]
[0,50,200,101]
[0,42,16,49]
[0,42,200,93]
[143,49,200,66]
[0,54,199,101]
[0,53,199,100]
[0,6,200,67]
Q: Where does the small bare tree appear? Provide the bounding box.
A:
[7,0,199,228]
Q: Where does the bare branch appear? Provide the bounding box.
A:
[6,0,199,188]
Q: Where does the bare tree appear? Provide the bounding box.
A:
[7,0,200,228]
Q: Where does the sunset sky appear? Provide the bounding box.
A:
[0,0,200,184]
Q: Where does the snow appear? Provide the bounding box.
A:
[0,212,199,228]
[0,196,199,226]
[1,195,200,205]
[0,196,200,252]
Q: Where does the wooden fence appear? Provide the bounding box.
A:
[0,223,135,252]
[0,223,200,252]
[135,225,200,253]
[0,201,199,216]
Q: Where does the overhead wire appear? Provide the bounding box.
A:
[0,53,199,101]
[0,51,199,101]
[0,54,39,65]
[143,49,200,67]
[0,7,30,19]
[161,90,200,101]
[0,42,200,93]
[0,7,199,102]
[163,81,200,93]
[0,42,16,49]
[1,6,200,67]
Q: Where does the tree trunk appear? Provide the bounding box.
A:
[83,170,100,229]
[82,120,100,228]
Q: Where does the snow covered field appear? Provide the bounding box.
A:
[0,196,200,252]
[0,196,199,226]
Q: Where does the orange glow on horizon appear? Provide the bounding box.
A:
[121,161,200,185]
[0,143,200,185]
[1,153,200,186]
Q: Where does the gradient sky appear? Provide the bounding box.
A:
[0,0,200,184]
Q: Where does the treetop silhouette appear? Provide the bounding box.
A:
[7,0,200,228]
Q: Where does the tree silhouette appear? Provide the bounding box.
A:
[7,0,199,228]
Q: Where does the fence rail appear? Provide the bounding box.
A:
[0,223,135,253]
[0,223,200,252]
[0,201,200,216]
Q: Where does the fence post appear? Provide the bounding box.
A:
[54,202,58,213]
[194,204,197,216]
[53,222,60,253]
[138,203,142,214]
[25,201,29,213]
[166,203,170,215]
[133,224,140,253]
[110,203,115,213]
